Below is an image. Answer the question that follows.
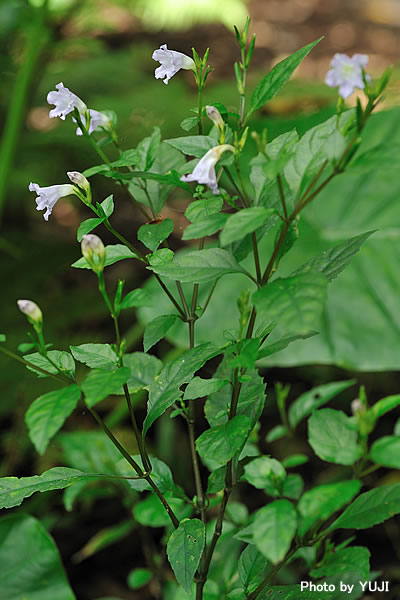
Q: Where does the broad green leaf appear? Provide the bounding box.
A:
[180,116,199,131]
[182,213,228,240]
[81,367,130,407]
[136,127,161,171]
[266,128,299,160]
[144,314,179,352]
[117,455,178,495]
[77,217,104,242]
[24,350,75,378]
[72,244,138,269]
[370,436,400,468]
[331,483,400,530]
[282,454,309,468]
[0,514,75,600]
[149,248,251,284]
[165,135,216,157]
[207,466,226,494]
[243,456,286,490]
[70,343,117,369]
[238,544,267,593]
[0,467,105,509]
[185,196,223,222]
[111,150,139,168]
[196,415,251,466]
[253,271,328,335]
[371,394,400,419]
[205,359,266,429]
[99,194,114,217]
[253,499,297,563]
[167,519,205,593]
[183,376,229,401]
[229,338,260,370]
[282,474,303,500]
[133,494,185,527]
[247,38,322,117]
[143,343,220,436]
[288,380,356,428]
[128,568,152,590]
[310,546,370,579]
[297,480,361,537]
[308,409,362,465]
[257,332,317,360]
[148,248,174,266]
[26,385,81,455]
[220,207,275,246]
[120,288,152,310]
[266,425,288,442]
[293,231,375,282]
[73,521,134,563]
[138,218,174,252]
[122,352,162,394]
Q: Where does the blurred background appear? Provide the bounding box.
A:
[1,0,400,598]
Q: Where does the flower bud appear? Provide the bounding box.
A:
[67,171,90,191]
[81,234,106,274]
[351,398,364,416]
[206,105,224,131]
[17,299,43,327]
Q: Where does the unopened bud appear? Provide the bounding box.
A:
[351,398,364,416]
[67,171,90,191]
[81,234,105,273]
[17,299,43,327]
[206,105,224,131]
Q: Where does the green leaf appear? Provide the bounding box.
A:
[73,521,134,563]
[81,367,130,407]
[0,514,76,600]
[243,456,286,490]
[220,207,275,246]
[117,455,179,495]
[297,480,361,537]
[238,544,267,593]
[58,431,122,473]
[183,376,229,401]
[331,483,400,530]
[370,436,400,468]
[371,394,400,419]
[258,332,317,360]
[70,343,117,369]
[72,244,138,269]
[252,499,297,563]
[26,385,81,455]
[111,149,139,168]
[167,519,205,593]
[138,219,174,252]
[120,288,152,310]
[253,271,328,335]
[128,568,152,590]
[266,425,288,442]
[0,334,6,342]
[282,474,303,500]
[165,135,216,157]
[77,217,104,242]
[282,454,309,468]
[133,494,185,527]
[196,415,251,466]
[136,127,161,171]
[185,196,223,222]
[122,352,162,394]
[0,467,104,509]
[247,38,322,118]
[180,116,200,132]
[308,409,362,465]
[100,194,114,217]
[310,546,370,579]
[266,128,299,160]
[144,314,179,352]
[288,380,356,428]
[182,213,228,240]
[143,343,220,436]
[149,248,251,284]
[24,350,75,378]
[148,248,174,266]
[293,232,375,282]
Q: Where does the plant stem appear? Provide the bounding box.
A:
[87,403,179,529]
[247,546,298,599]
[198,86,203,135]
[0,346,70,384]
[277,174,288,221]
[123,383,152,472]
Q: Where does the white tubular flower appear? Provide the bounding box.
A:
[17,299,42,325]
[325,53,370,99]
[47,82,87,120]
[75,109,112,136]
[180,144,234,194]
[152,44,195,85]
[81,234,106,273]
[67,171,90,191]
[29,182,76,221]
[206,105,224,131]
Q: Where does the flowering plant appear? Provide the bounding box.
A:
[1,19,399,600]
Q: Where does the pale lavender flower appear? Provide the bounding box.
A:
[325,53,370,99]
[47,82,87,120]
[152,44,195,85]
[17,300,42,324]
[180,145,234,194]
[75,109,112,136]
[29,182,76,221]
